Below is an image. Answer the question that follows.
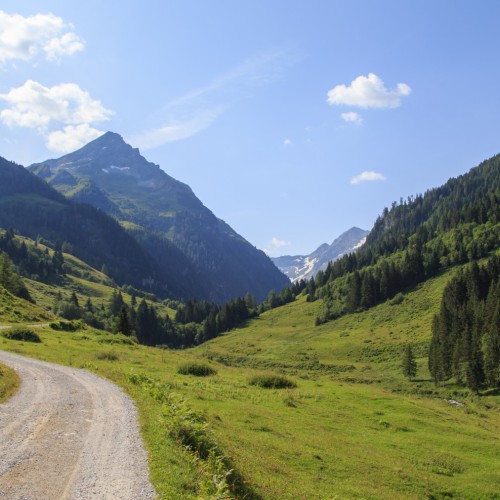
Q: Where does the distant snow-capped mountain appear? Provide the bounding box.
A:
[272,227,368,282]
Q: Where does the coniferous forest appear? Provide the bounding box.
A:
[429,255,500,390]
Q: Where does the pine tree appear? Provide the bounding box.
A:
[69,291,79,307]
[402,344,417,380]
[346,271,361,312]
[483,281,500,386]
[115,305,132,336]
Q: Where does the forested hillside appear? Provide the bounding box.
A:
[0,156,160,293]
[305,154,499,323]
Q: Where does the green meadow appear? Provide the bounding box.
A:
[1,264,499,499]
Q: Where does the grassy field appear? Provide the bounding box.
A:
[0,361,20,403]
[0,268,499,498]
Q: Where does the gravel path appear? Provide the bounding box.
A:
[0,350,157,499]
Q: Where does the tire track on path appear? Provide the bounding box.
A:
[0,350,156,499]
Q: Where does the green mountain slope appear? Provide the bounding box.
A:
[0,156,161,294]
[30,132,289,303]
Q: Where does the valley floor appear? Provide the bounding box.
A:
[0,269,499,498]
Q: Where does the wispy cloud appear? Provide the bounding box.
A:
[131,46,301,150]
[129,107,224,150]
[328,73,411,109]
[0,10,84,65]
[341,111,363,124]
[351,170,386,185]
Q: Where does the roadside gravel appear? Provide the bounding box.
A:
[0,350,157,499]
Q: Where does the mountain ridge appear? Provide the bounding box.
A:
[29,132,289,302]
[272,226,368,282]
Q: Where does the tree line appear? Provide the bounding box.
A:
[428,255,500,391]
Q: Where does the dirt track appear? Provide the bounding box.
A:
[0,350,156,499]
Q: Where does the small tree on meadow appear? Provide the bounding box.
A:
[402,344,417,380]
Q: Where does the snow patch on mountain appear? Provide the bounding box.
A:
[272,227,369,282]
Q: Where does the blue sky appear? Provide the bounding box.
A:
[1,1,500,256]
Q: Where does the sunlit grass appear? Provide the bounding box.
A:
[1,267,499,498]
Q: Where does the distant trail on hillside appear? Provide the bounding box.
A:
[0,350,156,499]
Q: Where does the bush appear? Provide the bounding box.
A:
[177,362,217,377]
[97,336,135,345]
[50,320,79,331]
[249,373,297,389]
[2,327,41,343]
[389,292,405,305]
[96,351,119,361]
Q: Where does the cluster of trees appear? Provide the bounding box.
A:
[175,296,254,342]
[0,229,64,281]
[428,255,500,390]
[53,290,182,346]
[173,281,307,345]
[0,252,32,301]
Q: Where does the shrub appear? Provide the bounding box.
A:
[177,362,217,377]
[97,336,135,345]
[389,292,405,305]
[249,373,297,389]
[2,327,41,343]
[50,320,79,331]
[96,351,119,361]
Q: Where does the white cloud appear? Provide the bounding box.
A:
[0,80,112,128]
[341,111,363,124]
[43,32,84,62]
[350,170,387,185]
[263,237,290,256]
[0,80,112,152]
[0,10,84,64]
[327,73,411,109]
[283,138,292,145]
[46,124,104,153]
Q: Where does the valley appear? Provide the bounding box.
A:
[1,4,499,499]
[0,257,499,498]
[0,133,498,499]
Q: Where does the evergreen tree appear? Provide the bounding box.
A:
[483,281,500,386]
[70,291,79,307]
[109,290,124,316]
[85,297,93,312]
[346,271,361,312]
[360,271,376,309]
[115,305,132,336]
[402,344,417,380]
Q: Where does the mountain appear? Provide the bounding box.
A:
[0,156,159,291]
[272,227,368,282]
[29,132,289,302]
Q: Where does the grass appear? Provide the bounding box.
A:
[0,362,20,403]
[0,267,499,498]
